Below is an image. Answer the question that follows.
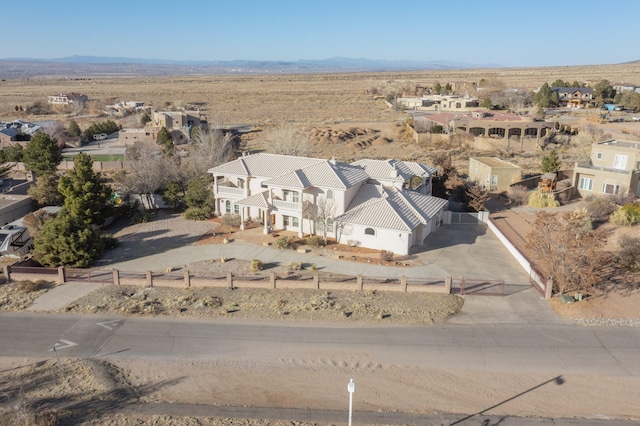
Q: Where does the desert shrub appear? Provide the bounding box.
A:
[130,209,150,224]
[288,261,302,271]
[528,188,559,208]
[305,236,323,248]
[380,250,394,262]
[275,236,291,249]
[250,259,263,272]
[17,280,50,293]
[615,235,640,271]
[222,213,242,229]
[184,207,211,221]
[585,196,617,222]
[507,185,530,205]
[609,203,640,226]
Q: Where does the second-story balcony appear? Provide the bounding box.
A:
[576,162,635,175]
[272,199,301,211]
[216,179,245,196]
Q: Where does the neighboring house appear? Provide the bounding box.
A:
[0,120,42,148]
[422,112,552,140]
[0,128,18,146]
[149,110,206,144]
[48,93,88,106]
[209,153,448,255]
[396,95,480,111]
[468,157,522,192]
[551,87,595,108]
[104,101,147,116]
[573,139,640,197]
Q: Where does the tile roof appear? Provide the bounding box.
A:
[235,191,271,208]
[336,184,447,232]
[208,153,323,178]
[352,159,436,182]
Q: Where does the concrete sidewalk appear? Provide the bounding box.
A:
[27,282,106,312]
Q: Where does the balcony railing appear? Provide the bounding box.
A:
[576,162,633,175]
[217,186,245,196]
[273,200,300,211]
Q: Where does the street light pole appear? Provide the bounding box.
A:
[347,378,355,426]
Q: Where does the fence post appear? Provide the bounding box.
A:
[58,266,66,283]
[401,275,407,292]
[445,276,452,294]
[545,276,553,300]
[357,274,363,291]
[4,265,11,283]
[184,268,191,287]
[112,269,120,286]
[314,272,319,289]
[270,272,276,288]
[227,272,233,290]
[146,271,153,287]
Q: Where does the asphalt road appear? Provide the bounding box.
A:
[2,313,639,424]
[2,312,639,376]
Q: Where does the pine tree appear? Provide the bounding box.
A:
[541,150,561,173]
[22,132,63,176]
[67,120,81,137]
[58,152,112,225]
[33,209,106,267]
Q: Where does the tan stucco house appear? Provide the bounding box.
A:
[573,139,640,197]
[469,157,522,192]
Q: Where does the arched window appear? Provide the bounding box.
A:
[225,200,231,213]
[364,228,375,236]
[326,189,334,200]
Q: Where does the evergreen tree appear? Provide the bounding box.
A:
[28,174,64,206]
[33,209,107,267]
[185,177,213,209]
[140,112,151,126]
[156,127,174,154]
[67,120,81,137]
[541,150,561,173]
[162,181,184,210]
[22,132,63,176]
[593,80,616,105]
[58,152,112,225]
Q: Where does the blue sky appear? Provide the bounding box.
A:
[2,0,639,67]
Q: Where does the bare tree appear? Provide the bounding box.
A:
[181,127,236,183]
[315,195,336,244]
[120,142,179,210]
[466,183,489,212]
[526,209,608,295]
[267,125,315,157]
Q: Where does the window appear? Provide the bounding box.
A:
[491,175,498,185]
[283,190,299,203]
[326,189,333,200]
[234,204,240,214]
[579,177,594,191]
[596,152,603,160]
[614,154,628,170]
[283,215,299,228]
[364,228,376,236]
[603,183,620,195]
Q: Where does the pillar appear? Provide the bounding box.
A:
[357,274,363,291]
[58,266,66,283]
[184,268,190,287]
[112,269,120,286]
[445,276,452,294]
[146,271,153,287]
[227,272,233,290]
[401,276,407,292]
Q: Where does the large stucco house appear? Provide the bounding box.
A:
[208,153,448,255]
[573,139,640,197]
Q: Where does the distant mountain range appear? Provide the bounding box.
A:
[0,55,502,78]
